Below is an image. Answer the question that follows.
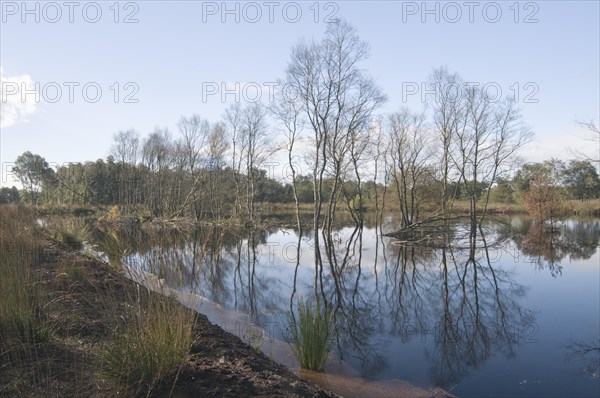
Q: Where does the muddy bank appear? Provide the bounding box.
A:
[131,271,453,398]
[3,226,453,398]
[1,236,337,397]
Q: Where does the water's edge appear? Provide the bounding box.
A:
[126,267,454,398]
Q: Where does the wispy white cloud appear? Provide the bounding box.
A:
[0,67,37,128]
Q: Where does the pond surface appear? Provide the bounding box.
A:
[114,216,599,397]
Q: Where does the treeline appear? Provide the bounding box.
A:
[5,149,383,218]
[6,149,598,218]
[5,149,294,217]
[4,21,600,228]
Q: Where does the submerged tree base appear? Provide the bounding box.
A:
[383,217,462,248]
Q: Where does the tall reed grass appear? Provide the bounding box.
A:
[0,205,50,390]
[287,299,334,372]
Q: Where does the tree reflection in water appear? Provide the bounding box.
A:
[564,338,600,381]
[108,216,598,388]
[319,225,387,375]
[509,218,600,277]
[426,224,534,388]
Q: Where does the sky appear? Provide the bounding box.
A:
[1,0,599,187]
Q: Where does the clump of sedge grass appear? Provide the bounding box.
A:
[287,299,334,372]
[0,205,51,391]
[101,292,196,396]
[59,231,83,249]
[49,217,91,250]
[95,225,133,267]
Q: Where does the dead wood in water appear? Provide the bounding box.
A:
[383,216,466,247]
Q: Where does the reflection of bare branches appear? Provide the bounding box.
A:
[385,245,433,338]
[562,220,600,260]
[426,227,534,388]
[104,218,549,388]
[290,232,302,316]
[230,229,285,324]
[314,225,387,374]
[566,339,600,357]
[511,219,600,277]
[564,338,600,380]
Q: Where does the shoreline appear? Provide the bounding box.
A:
[1,230,338,397]
[127,268,453,398]
[2,225,452,397]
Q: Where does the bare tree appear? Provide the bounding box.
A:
[284,19,386,303]
[241,102,270,224]
[110,129,139,164]
[452,85,494,233]
[572,120,600,165]
[206,122,230,220]
[176,114,210,219]
[177,114,209,173]
[223,102,272,224]
[142,128,173,172]
[331,78,386,230]
[270,89,305,233]
[429,67,465,214]
[372,117,390,233]
[285,21,385,228]
[224,103,245,216]
[386,108,433,227]
[344,118,375,226]
[207,122,229,167]
[142,127,173,216]
[451,86,532,243]
[109,129,139,204]
[480,98,533,219]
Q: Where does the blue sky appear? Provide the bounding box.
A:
[1,0,599,186]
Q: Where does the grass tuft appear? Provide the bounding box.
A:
[287,299,334,372]
[101,293,196,396]
[49,218,91,249]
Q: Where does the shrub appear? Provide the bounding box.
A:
[524,175,565,224]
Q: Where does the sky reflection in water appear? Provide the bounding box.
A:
[120,216,600,398]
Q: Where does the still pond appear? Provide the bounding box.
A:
[100,215,599,397]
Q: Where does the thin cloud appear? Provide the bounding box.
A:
[0,67,37,128]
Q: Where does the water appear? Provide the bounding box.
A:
[114,216,600,397]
